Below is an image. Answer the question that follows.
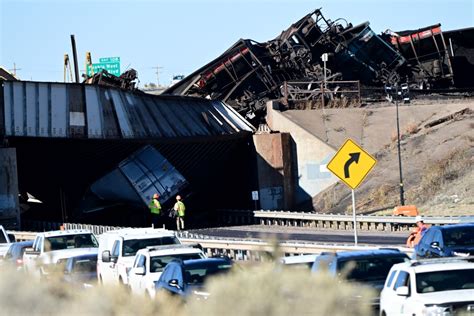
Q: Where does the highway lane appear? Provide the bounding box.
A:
[188,225,408,246]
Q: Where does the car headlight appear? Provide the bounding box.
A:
[422,304,452,316]
[453,251,470,257]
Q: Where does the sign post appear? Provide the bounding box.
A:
[326,139,377,245]
[252,191,259,210]
[351,189,357,245]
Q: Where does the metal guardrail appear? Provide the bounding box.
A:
[9,223,414,261]
[177,232,412,260]
[252,211,474,232]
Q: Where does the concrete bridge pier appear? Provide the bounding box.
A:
[0,148,20,229]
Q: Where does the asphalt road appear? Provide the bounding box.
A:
[188,225,408,246]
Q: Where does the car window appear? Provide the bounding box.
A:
[393,271,410,290]
[35,237,43,252]
[137,255,146,268]
[416,269,474,293]
[112,240,121,257]
[443,227,474,247]
[150,253,204,273]
[122,236,180,257]
[339,256,407,282]
[184,261,233,285]
[385,270,397,288]
[132,255,140,268]
[45,234,98,251]
[0,232,7,244]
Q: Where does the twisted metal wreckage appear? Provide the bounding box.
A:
[161,9,473,124]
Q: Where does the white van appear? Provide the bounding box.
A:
[97,228,180,286]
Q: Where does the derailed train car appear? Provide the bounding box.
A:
[165,9,406,122]
[164,8,473,123]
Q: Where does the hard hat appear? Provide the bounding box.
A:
[415,215,423,222]
[176,195,181,200]
[153,193,159,199]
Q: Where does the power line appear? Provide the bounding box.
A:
[152,66,164,86]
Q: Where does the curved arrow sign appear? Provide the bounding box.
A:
[326,139,377,189]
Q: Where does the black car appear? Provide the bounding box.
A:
[2,240,34,271]
[311,249,409,312]
[63,253,98,288]
[414,223,474,258]
[154,257,233,299]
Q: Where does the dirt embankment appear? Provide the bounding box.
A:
[313,102,474,216]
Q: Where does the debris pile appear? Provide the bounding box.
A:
[164,9,474,123]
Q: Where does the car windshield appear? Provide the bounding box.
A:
[122,237,180,257]
[73,258,97,273]
[150,253,203,272]
[45,234,98,251]
[416,269,474,293]
[339,256,408,282]
[443,227,474,247]
[184,261,232,286]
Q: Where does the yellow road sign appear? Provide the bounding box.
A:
[327,139,377,190]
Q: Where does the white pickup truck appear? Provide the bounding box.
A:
[98,227,181,286]
[0,225,16,257]
[128,244,206,297]
[23,229,99,279]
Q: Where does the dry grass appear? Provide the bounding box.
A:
[366,184,395,207]
[418,147,472,199]
[404,122,419,135]
[0,258,374,316]
[185,263,374,316]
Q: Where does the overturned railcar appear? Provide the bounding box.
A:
[164,9,406,123]
[384,24,454,88]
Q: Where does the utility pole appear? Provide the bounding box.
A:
[385,83,407,206]
[152,66,164,86]
[9,63,22,77]
[70,34,80,83]
[395,84,405,206]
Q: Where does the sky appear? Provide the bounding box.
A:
[1,0,473,88]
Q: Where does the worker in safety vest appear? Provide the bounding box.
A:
[406,215,429,248]
[149,193,162,228]
[174,195,186,231]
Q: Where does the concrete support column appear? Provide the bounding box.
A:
[253,133,296,210]
[0,148,20,229]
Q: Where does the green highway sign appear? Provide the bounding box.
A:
[99,57,120,63]
[86,57,120,76]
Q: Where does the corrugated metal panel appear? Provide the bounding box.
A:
[1,81,254,140]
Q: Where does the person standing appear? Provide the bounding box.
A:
[149,193,162,228]
[174,195,186,231]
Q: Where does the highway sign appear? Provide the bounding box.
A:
[86,57,120,76]
[327,139,377,190]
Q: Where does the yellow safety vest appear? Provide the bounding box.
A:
[149,199,161,215]
[175,201,185,217]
